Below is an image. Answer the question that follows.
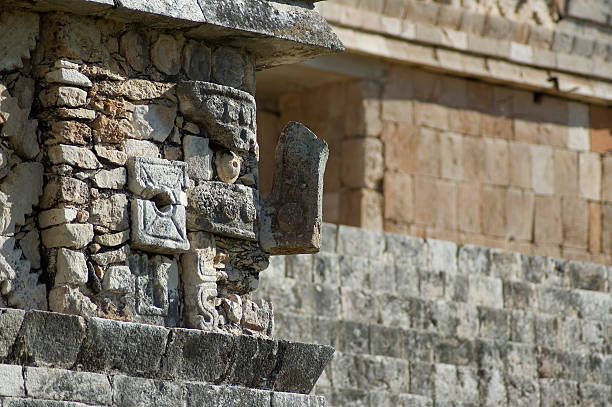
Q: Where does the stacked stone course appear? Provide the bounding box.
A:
[258,223,612,406]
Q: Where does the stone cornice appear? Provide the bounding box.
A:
[3,0,344,69]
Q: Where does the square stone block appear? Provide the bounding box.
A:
[131,199,189,254]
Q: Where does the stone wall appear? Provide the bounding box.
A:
[257,223,612,406]
[257,63,612,265]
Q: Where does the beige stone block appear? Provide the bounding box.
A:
[436,179,457,231]
[414,101,449,131]
[509,141,531,189]
[602,156,612,203]
[440,132,463,181]
[381,98,413,123]
[414,175,437,225]
[579,152,601,200]
[322,191,340,224]
[506,188,534,241]
[415,127,440,177]
[484,138,509,186]
[533,244,561,258]
[384,172,413,224]
[601,203,612,254]
[514,119,539,145]
[567,101,590,151]
[381,123,417,174]
[531,145,553,195]
[340,188,383,231]
[449,108,481,136]
[589,202,601,254]
[535,195,562,245]
[458,182,481,233]
[462,136,485,182]
[561,197,588,249]
[341,137,384,189]
[41,223,94,249]
[482,185,506,238]
[553,149,578,196]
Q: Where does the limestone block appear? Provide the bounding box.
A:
[151,34,180,75]
[46,68,93,88]
[95,230,130,247]
[103,265,134,294]
[127,156,188,203]
[41,223,94,249]
[48,285,96,319]
[0,237,29,297]
[0,88,40,159]
[120,31,149,72]
[8,271,47,311]
[24,366,112,405]
[55,107,96,121]
[48,145,102,169]
[39,86,88,108]
[0,364,24,397]
[0,11,39,72]
[19,230,41,269]
[55,248,88,286]
[90,194,129,231]
[0,308,25,359]
[187,182,258,241]
[123,139,160,158]
[531,144,553,195]
[183,135,213,182]
[40,177,89,209]
[0,162,44,234]
[579,152,601,200]
[177,81,257,152]
[49,120,91,145]
[215,151,241,184]
[131,104,175,142]
[212,47,246,88]
[90,246,129,266]
[92,168,127,189]
[95,79,175,101]
[113,374,182,406]
[94,145,127,165]
[183,41,211,81]
[130,254,179,320]
[131,199,189,253]
[260,122,328,255]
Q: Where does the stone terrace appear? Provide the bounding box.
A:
[257,223,612,406]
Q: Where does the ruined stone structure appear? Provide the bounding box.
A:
[254,0,612,406]
[0,0,341,405]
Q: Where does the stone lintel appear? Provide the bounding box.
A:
[3,0,344,69]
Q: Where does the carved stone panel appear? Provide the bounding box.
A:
[130,253,179,320]
[260,122,329,255]
[176,81,257,153]
[187,181,258,241]
[127,156,188,205]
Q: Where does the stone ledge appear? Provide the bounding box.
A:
[0,308,334,395]
[3,0,344,69]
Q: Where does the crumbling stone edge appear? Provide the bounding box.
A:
[0,308,334,395]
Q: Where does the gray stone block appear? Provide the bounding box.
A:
[184,383,270,407]
[503,280,537,311]
[274,312,313,343]
[160,328,234,383]
[467,274,503,308]
[313,253,340,286]
[395,265,419,298]
[393,393,433,407]
[510,310,535,344]
[338,320,369,355]
[24,367,112,405]
[458,244,490,275]
[535,313,562,349]
[320,223,337,253]
[301,282,340,319]
[13,311,86,368]
[539,379,579,407]
[339,256,369,289]
[226,336,280,390]
[479,307,511,341]
[0,364,24,397]
[569,289,612,320]
[270,392,325,407]
[286,254,313,281]
[445,273,468,303]
[566,261,608,291]
[433,363,456,405]
[131,199,189,254]
[112,374,182,407]
[418,270,445,299]
[435,337,475,367]
[78,317,168,376]
[425,239,457,274]
[369,260,395,293]
[1,398,92,407]
[311,317,339,349]
[580,383,610,407]
[505,343,537,379]
[506,375,539,407]
[455,303,479,340]
[489,249,522,280]
[521,255,569,288]
[337,225,384,260]
[0,309,24,360]
[403,330,438,364]
[409,361,434,397]
[273,341,334,394]
[384,233,426,269]
[329,388,368,407]
[340,288,376,323]
[369,324,402,358]
[378,293,411,327]
[537,285,569,315]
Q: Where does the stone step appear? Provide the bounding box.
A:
[321,354,612,407]
[0,364,326,407]
[314,387,434,407]
[0,308,332,395]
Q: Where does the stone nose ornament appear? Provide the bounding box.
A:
[176,81,328,255]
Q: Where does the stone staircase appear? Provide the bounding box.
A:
[257,223,612,406]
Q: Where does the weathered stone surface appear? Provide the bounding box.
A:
[94,79,175,101]
[151,34,180,75]
[45,69,92,88]
[55,248,88,286]
[0,364,24,397]
[215,151,241,184]
[260,122,328,255]
[183,135,213,182]
[93,145,127,165]
[212,47,245,88]
[95,230,130,247]
[90,246,129,266]
[19,230,41,269]
[24,367,112,405]
[90,194,129,231]
[48,286,98,317]
[130,254,178,319]
[120,31,149,72]
[0,11,39,72]
[0,86,40,159]
[4,267,47,311]
[49,121,91,145]
[41,223,94,249]
[183,41,211,81]
[184,383,270,407]
[113,374,182,407]
[12,310,86,368]
[0,308,25,359]
[0,162,44,234]
[78,317,168,376]
[187,181,258,241]
[40,87,88,108]
[270,393,326,407]
[92,168,126,189]
[124,139,160,158]
[131,104,175,142]
[40,177,89,209]
[48,145,102,169]
[177,81,257,152]
[127,157,188,203]
[273,341,334,394]
[102,265,133,294]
